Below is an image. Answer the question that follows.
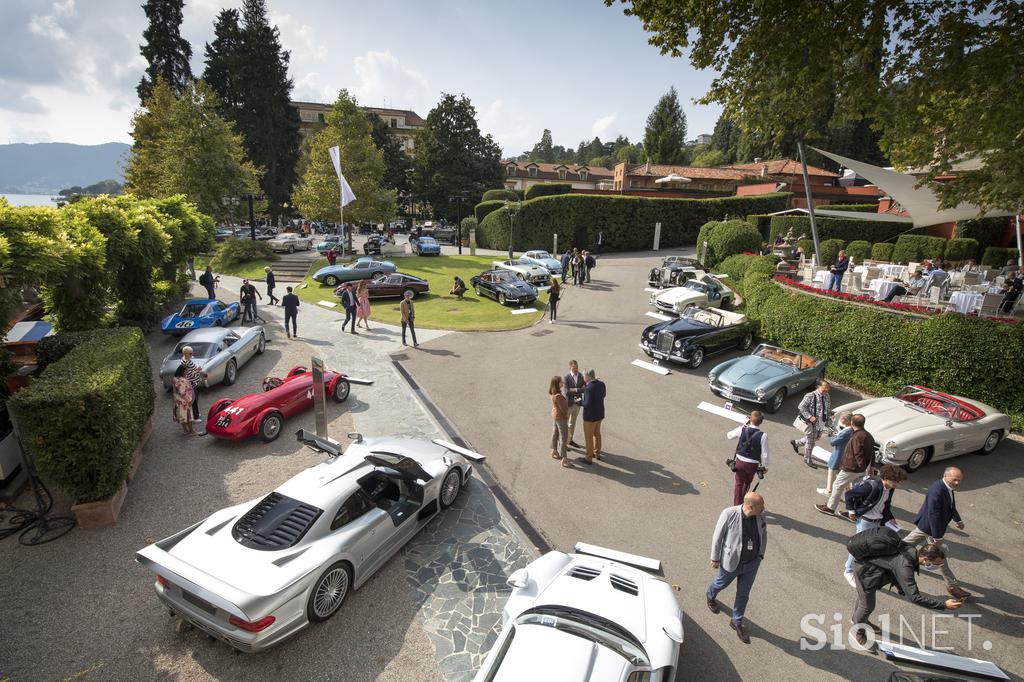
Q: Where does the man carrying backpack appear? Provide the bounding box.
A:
[848,526,963,646]
[841,465,907,587]
[726,411,769,506]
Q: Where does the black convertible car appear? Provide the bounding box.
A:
[639,306,756,368]
[364,235,386,255]
[470,269,538,306]
[648,256,706,288]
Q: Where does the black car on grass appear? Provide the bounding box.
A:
[639,306,756,368]
[470,269,538,306]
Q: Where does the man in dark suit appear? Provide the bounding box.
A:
[903,467,971,599]
[340,283,358,334]
[580,368,606,464]
[563,360,585,448]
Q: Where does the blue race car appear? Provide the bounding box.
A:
[708,343,828,413]
[161,299,240,336]
[410,236,441,256]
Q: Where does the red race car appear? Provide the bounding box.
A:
[205,365,351,442]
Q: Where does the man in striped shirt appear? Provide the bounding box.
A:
[180,346,203,422]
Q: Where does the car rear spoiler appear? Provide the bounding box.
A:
[296,428,343,457]
[573,542,662,574]
[433,439,486,462]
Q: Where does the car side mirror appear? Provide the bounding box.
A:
[945,419,954,428]
[507,569,529,589]
[662,621,684,644]
[347,432,363,443]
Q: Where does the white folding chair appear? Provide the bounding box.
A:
[979,293,1003,316]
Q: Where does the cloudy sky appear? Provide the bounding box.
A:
[0,0,723,156]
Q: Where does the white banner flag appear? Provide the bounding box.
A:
[328,146,357,207]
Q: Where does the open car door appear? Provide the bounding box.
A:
[365,453,433,483]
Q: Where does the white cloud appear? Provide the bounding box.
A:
[28,10,70,42]
[591,113,618,139]
[478,98,532,157]
[292,71,336,103]
[272,13,327,62]
[351,50,429,111]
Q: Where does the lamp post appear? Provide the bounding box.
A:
[222,193,261,240]
[448,194,469,255]
[504,198,521,260]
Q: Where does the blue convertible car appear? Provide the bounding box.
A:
[708,343,828,413]
[161,299,239,336]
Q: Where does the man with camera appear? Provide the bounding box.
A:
[726,410,769,506]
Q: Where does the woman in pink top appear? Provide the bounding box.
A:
[549,375,571,467]
[355,279,372,330]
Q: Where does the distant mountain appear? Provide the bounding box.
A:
[0,142,130,194]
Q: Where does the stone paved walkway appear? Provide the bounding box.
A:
[211,273,534,681]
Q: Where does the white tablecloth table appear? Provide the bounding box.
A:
[813,270,830,288]
[868,279,901,301]
[881,264,907,279]
[948,291,983,314]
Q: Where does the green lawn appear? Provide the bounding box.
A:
[196,255,279,280]
[295,255,547,331]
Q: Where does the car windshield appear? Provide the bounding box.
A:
[419,237,437,245]
[681,307,722,327]
[894,387,962,419]
[533,251,551,259]
[516,606,649,667]
[753,346,803,368]
[493,271,515,283]
[170,342,218,359]
[685,281,708,293]
[179,302,209,318]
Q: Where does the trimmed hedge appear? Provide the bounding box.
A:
[846,240,872,263]
[211,238,277,270]
[820,239,845,266]
[476,192,791,252]
[982,247,1020,268]
[797,239,814,259]
[871,242,894,261]
[768,215,909,245]
[10,328,154,502]
[746,214,773,240]
[728,255,1024,431]
[523,183,572,201]
[944,238,979,263]
[474,200,505,224]
[460,216,477,238]
[957,216,1009,251]
[821,203,880,212]
[706,221,763,267]
[892,234,947,264]
[482,189,519,202]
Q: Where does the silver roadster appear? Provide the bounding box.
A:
[159,326,266,391]
[136,431,483,652]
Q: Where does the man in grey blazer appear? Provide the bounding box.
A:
[706,492,767,643]
[563,360,586,448]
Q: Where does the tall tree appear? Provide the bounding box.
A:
[413,93,503,220]
[709,114,740,164]
[126,79,261,221]
[643,87,687,164]
[608,0,1019,211]
[202,9,245,114]
[137,0,193,103]
[367,112,412,194]
[529,129,555,162]
[292,90,395,224]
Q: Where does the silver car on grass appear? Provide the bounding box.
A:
[136,431,483,652]
[159,326,266,391]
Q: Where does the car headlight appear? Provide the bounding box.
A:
[646,331,655,340]
[708,372,718,382]
[649,294,657,305]
[883,441,898,457]
[673,339,682,349]
[755,388,766,399]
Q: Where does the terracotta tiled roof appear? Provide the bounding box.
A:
[727,159,838,177]
[364,106,426,127]
[503,160,614,179]
[624,163,749,181]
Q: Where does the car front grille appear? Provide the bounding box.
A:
[655,300,675,314]
[720,383,756,399]
[656,332,674,354]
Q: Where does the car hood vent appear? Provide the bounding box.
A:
[569,565,601,581]
[609,574,639,596]
[232,492,323,551]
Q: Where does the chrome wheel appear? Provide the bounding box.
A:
[979,430,1001,455]
[223,360,237,386]
[498,293,507,305]
[309,564,350,621]
[332,379,350,403]
[260,413,282,442]
[256,334,266,354]
[689,347,705,369]
[440,469,461,508]
[906,447,929,472]
[739,332,753,350]
[767,389,785,414]
[324,275,338,287]
[475,286,482,296]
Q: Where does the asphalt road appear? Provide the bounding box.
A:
[399,250,1024,681]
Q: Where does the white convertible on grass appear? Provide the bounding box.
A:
[492,258,551,286]
[834,385,1010,472]
[473,544,683,682]
[650,274,735,315]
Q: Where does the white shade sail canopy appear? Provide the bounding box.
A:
[811,147,1014,228]
[655,173,692,184]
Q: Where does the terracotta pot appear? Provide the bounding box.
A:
[71,481,127,530]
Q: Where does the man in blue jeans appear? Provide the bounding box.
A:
[707,492,767,644]
[842,465,907,586]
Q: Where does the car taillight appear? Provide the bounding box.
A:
[229,615,276,633]
[156,575,169,587]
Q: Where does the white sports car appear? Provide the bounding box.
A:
[492,258,551,286]
[650,275,735,315]
[473,544,683,682]
[268,233,313,253]
[834,385,1010,472]
[136,431,484,652]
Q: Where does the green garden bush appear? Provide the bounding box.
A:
[482,189,519,202]
[797,240,814,259]
[10,328,154,502]
[768,215,909,245]
[746,214,773,240]
[523,183,572,201]
[460,216,477,238]
[211,237,277,271]
[943,238,980,264]
[727,255,1024,430]
[819,239,846,266]
[957,216,1010,251]
[871,242,894,261]
[821,203,879,212]
[981,247,1021,268]
[474,200,505,224]
[696,220,720,263]
[846,240,872,263]
[706,221,763,267]
[892,234,947,264]
[477,192,791,253]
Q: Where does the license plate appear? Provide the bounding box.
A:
[182,590,217,615]
[721,389,737,400]
[652,351,667,359]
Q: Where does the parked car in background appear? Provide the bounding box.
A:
[317,234,344,254]
[708,344,826,413]
[639,306,755,368]
[648,257,705,288]
[161,299,240,336]
[521,250,563,278]
[337,273,429,299]
[214,227,236,242]
[650,275,735,315]
[312,259,397,287]
[833,385,1010,472]
[410,236,441,256]
[473,544,683,682]
[269,233,313,253]
[363,235,386,255]
[159,326,266,391]
[431,227,458,244]
[492,258,551,286]
[471,269,538,306]
[136,430,482,652]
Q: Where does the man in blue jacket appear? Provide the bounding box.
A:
[580,368,606,465]
[560,250,571,284]
[904,467,971,600]
[841,464,907,586]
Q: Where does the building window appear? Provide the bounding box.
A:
[579,170,588,181]
[558,169,566,180]
[390,118,397,128]
[507,165,516,176]
[317,113,325,123]
[528,167,537,178]
[629,180,638,188]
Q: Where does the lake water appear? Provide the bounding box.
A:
[2,194,60,207]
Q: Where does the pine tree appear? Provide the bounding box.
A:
[293,90,395,224]
[137,0,193,103]
[367,112,412,193]
[203,9,245,115]
[643,87,688,165]
[709,114,740,164]
[530,129,555,162]
[413,94,502,220]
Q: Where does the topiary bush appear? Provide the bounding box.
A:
[746,214,773,240]
[696,221,720,263]
[9,328,154,502]
[871,242,895,261]
[706,220,763,267]
[981,247,1020,268]
[477,192,791,254]
[474,200,505,224]
[846,240,872,263]
[460,215,477,238]
[944,238,979,264]
[819,239,846,266]
[797,239,814,260]
[523,183,572,201]
[957,216,1010,251]
[482,189,519,202]
[768,215,909,245]
[892,234,947,264]
[211,237,277,271]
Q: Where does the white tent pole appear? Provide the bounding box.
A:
[1016,211,1022,269]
